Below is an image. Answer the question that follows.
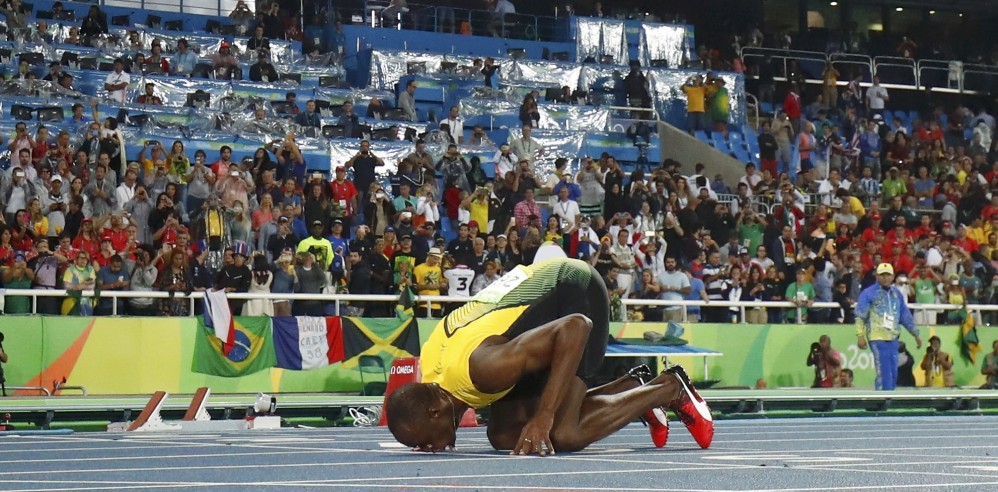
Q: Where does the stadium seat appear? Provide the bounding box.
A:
[711,132,728,150]
[694,130,709,145]
[732,149,750,163]
[728,132,746,150]
[742,125,759,146]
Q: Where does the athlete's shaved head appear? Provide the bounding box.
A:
[386,382,457,452]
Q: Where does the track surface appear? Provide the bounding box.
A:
[2,415,998,491]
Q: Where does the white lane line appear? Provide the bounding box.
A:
[0,448,354,465]
[704,454,869,463]
[2,486,209,492]
[0,443,223,454]
[739,482,998,492]
[711,435,998,444]
[803,458,998,469]
[955,465,998,471]
[787,463,998,481]
[257,484,726,491]
[0,455,538,476]
[236,465,764,485]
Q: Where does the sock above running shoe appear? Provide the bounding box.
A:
[629,364,670,448]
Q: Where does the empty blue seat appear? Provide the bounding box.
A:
[729,132,744,143]
[694,130,710,144]
[909,110,920,122]
[732,149,750,163]
[742,125,759,147]
[711,131,727,148]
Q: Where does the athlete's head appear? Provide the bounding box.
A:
[386,382,457,452]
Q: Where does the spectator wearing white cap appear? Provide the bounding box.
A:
[493,144,518,178]
[39,174,68,239]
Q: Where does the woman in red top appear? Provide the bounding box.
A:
[31,126,50,167]
[10,210,35,254]
[0,228,16,267]
[72,218,100,259]
[147,42,170,73]
[102,215,129,253]
[252,193,277,231]
[94,238,116,268]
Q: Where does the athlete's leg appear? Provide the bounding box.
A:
[488,371,682,452]
[587,372,642,397]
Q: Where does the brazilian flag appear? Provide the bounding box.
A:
[193,317,277,377]
[956,305,981,365]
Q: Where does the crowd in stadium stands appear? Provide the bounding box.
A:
[2,1,998,325]
[678,28,998,327]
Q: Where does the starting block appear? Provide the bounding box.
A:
[107,387,281,432]
[378,357,478,427]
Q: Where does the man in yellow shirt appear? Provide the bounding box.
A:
[413,247,447,316]
[966,215,987,247]
[682,74,708,134]
[386,258,714,455]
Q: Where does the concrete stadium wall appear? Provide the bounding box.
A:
[658,121,750,187]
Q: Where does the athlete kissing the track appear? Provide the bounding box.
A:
[386,258,713,455]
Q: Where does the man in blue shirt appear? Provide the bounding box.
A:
[172,38,199,77]
[684,270,707,322]
[858,120,882,179]
[855,263,923,390]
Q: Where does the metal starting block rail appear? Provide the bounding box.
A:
[106,387,281,433]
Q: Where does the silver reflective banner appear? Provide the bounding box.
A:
[638,24,693,69]
[504,60,584,88]
[576,18,631,65]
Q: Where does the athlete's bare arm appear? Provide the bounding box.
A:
[468,314,593,455]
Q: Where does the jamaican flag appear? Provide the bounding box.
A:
[396,286,415,321]
[956,304,981,365]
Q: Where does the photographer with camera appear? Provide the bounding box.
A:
[0,330,6,396]
[437,144,471,193]
[920,335,954,387]
[981,340,998,389]
[806,335,842,388]
[346,140,385,205]
[681,73,708,134]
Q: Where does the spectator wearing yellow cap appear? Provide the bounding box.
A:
[855,262,923,391]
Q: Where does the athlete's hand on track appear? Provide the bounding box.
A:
[512,413,555,456]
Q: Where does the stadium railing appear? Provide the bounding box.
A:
[1,288,992,323]
[740,46,996,95]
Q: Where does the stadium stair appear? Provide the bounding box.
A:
[658,121,753,187]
